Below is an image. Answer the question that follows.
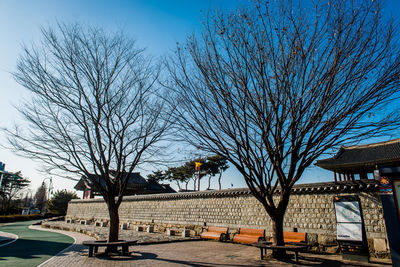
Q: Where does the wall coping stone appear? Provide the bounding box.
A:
[70,179,378,204]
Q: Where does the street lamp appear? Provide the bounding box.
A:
[42,177,53,200]
[40,177,53,214]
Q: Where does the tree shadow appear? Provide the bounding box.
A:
[0,238,72,260]
[270,254,388,266]
[89,249,381,267]
[94,251,265,267]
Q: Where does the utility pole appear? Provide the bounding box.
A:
[0,162,5,195]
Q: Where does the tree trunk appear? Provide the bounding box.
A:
[106,200,120,253]
[175,181,181,190]
[207,175,212,190]
[271,214,286,258]
[218,171,222,190]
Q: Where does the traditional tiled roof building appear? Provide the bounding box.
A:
[316,139,400,181]
[74,172,175,199]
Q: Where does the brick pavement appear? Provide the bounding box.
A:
[33,224,393,267]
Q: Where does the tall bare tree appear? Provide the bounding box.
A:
[34,182,48,213]
[5,24,171,243]
[166,0,400,256]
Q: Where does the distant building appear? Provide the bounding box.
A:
[316,139,400,181]
[74,172,175,199]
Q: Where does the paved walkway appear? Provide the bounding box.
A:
[36,225,392,267]
[0,221,393,266]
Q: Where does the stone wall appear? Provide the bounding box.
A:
[66,179,389,256]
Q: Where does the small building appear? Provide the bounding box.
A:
[74,172,176,199]
[315,139,400,182]
[316,139,400,263]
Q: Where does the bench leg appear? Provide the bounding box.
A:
[122,245,129,255]
[88,245,94,257]
[94,246,99,253]
[294,251,298,263]
[259,248,264,260]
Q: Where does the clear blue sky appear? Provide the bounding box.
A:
[0,0,399,195]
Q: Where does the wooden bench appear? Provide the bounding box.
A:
[283,232,306,244]
[200,226,228,241]
[252,241,307,263]
[269,231,307,244]
[233,228,265,244]
[82,240,137,257]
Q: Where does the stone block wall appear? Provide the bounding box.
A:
[66,180,389,256]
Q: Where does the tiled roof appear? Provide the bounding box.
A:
[70,180,379,203]
[74,172,147,191]
[74,172,176,195]
[315,139,400,171]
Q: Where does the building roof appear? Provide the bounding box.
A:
[74,172,147,191]
[70,180,379,203]
[74,172,176,195]
[315,139,400,172]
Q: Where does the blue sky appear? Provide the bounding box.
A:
[0,0,399,194]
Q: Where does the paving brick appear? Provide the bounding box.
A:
[35,225,392,267]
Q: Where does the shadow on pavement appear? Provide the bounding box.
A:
[0,238,71,260]
[276,255,391,266]
[94,251,264,267]
[88,250,383,267]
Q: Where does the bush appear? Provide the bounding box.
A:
[0,206,22,215]
[47,190,79,215]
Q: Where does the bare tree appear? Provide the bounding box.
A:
[5,24,171,243]
[34,182,47,213]
[166,0,400,257]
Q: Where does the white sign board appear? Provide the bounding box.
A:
[334,201,362,223]
[336,223,363,241]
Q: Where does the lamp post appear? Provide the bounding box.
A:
[0,162,5,192]
[42,177,53,200]
[195,161,202,191]
[41,177,53,214]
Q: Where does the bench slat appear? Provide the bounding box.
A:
[233,228,265,244]
[201,226,228,241]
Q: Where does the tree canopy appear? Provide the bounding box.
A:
[6,23,172,243]
[148,155,229,190]
[47,189,79,215]
[166,0,400,253]
[0,171,30,211]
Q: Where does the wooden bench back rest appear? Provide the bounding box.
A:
[283,232,306,242]
[239,228,265,237]
[208,226,228,234]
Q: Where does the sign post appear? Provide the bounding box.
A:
[334,195,369,262]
